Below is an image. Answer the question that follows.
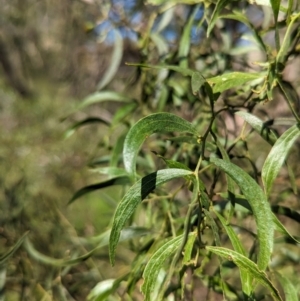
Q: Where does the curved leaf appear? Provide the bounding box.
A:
[79,91,132,110]
[275,272,298,301]
[97,29,123,90]
[210,157,273,271]
[109,168,194,265]
[206,246,283,301]
[24,228,149,267]
[141,235,184,301]
[123,113,198,176]
[207,0,231,37]
[68,176,131,205]
[262,124,300,197]
[65,117,110,138]
[235,111,277,145]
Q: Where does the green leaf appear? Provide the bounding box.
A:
[208,72,264,93]
[275,272,298,301]
[65,117,110,138]
[78,91,132,110]
[25,228,149,267]
[111,103,138,126]
[0,231,29,265]
[270,0,281,24]
[68,176,132,205]
[214,211,252,295]
[126,63,194,76]
[109,168,194,265]
[80,227,151,247]
[276,12,300,65]
[272,213,300,244]
[262,124,300,197]
[206,246,283,301]
[191,72,206,95]
[220,11,267,52]
[182,232,197,265]
[141,235,184,301]
[110,132,126,167]
[210,158,273,271]
[123,113,198,176]
[153,152,191,171]
[178,6,199,68]
[235,111,277,145]
[207,0,231,37]
[91,167,129,178]
[97,29,123,90]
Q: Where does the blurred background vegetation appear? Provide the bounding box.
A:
[1,0,300,300]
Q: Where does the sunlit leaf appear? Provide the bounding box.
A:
[210,157,273,271]
[208,72,264,93]
[269,0,280,23]
[109,168,194,265]
[87,279,116,301]
[91,167,129,178]
[141,235,184,301]
[151,33,169,55]
[97,29,123,90]
[235,111,277,145]
[276,12,300,65]
[248,0,271,5]
[68,176,132,204]
[262,124,300,197]
[79,227,151,247]
[183,232,197,265]
[0,231,29,265]
[206,246,283,301]
[123,113,198,176]
[78,91,132,110]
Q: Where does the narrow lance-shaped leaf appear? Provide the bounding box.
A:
[123,113,198,176]
[178,6,199,68]
[109,168,194,265]
[207,0,231,37]
[78,91,133,110]
[275,272,298,301]
[206,246,283,301]
[0,231,29,265]
[235,111,277,145]
[97,29,123,90]
[141,235,184,301]
[68,176,131,205]
[65,117,110,138]
[210,158,273,271]
[214,211,252,296]
[24,227,150,267]
[262,124,300,197]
